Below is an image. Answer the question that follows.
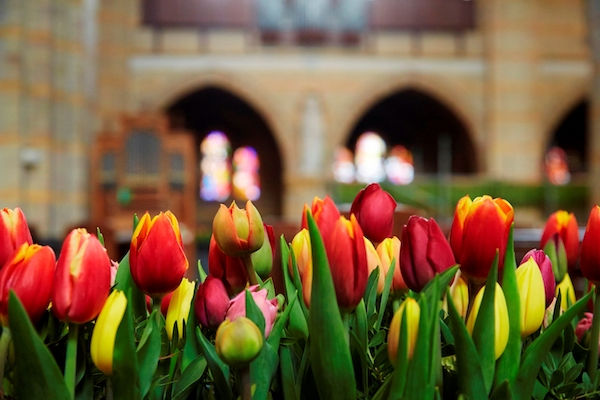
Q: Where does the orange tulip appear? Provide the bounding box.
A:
[540,210,579,271]
[301,196,340,242]
[0,208,32,268]
[377,237,406,292]
[212,201,264,257]
[290,229,313,307]
[365,238,384,293]
[581,206,600,283]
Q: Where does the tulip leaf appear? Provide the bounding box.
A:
[376,259,396,330]
[245,289,266,336]
[113,252,147,322]
[196,327,232,400]
[279,237,308,339]
[182,293,202,370]
[364,267,380,318]
[390,305,409,398]
[112,295,142,400]
[197,260,207,284]
[172,356,207,400]
[306,209,356,400]
[280,346,298,400]
[447,293,488,399]
[495,226,522,388]
[422,265,460,295]
[354,299,369,393]
[471,254,499,394]
[514,290,593,400]
[8,292,70,400]
[136,308,162,398]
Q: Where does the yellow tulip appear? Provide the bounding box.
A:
[448,275,469,320]
[387,298,420,365]
[290,229,312,308]
[466,283,509,360]
[516,258,545,337]
[90,290,127,375]
[364,238,384,294]
[165,278,196,340]
[556,273,576,312]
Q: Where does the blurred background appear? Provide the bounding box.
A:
[0,0,599,260]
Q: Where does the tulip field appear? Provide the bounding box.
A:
[1,184,600,399]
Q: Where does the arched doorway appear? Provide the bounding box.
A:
[547,99,588,177]
[345,88,477,177]
[166,87,283,224]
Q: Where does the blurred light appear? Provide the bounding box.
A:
[355,132,386,183]
[333,147,355,183]
[545,146,570,185]
[200,131,231,201]
[385,145,414,185]
[233,146,261,201]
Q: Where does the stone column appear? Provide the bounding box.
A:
[588,0,600,207]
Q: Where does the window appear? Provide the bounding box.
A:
[233,147,260,201]
[125,131,160,185]
[355,132,386,183]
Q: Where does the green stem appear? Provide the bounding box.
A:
[65,323,79,399]
[243,255,258,286]
[589,286,600,387]
[106,377,114,400]
[0,328,11,394]
[240,364,251,400]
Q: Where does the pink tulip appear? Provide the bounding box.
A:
[226,285,278,337]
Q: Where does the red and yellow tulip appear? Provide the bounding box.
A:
[0,208,32,268]
[212,201,264,257]
[581,206,600,283]
[540,210,579,271]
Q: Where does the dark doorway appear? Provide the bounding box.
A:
[347,88,476,174]
[548,100,588,174]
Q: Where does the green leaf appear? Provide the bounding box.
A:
[280,346,298,400]
[113,253,147,322]
[495,226,521,388]
[376,259,396,330]
[354,299,369,393]
[196,328,232,400]
[8,292,70,400]
[421,265,460,296]
[245,289,266,336]
[447,293,487,399]
[172,356,207,400]
[197,260,207,283]
[306,209,356,400]
[182,292,202,370]
[112,294,142,400]
[136,309,163,398]
[96,227,105,247]
[471,254,499,393]
[514,290,593,400]
[280,237,308,339]
[364,267,380,319]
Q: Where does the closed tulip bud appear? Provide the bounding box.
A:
[447,274,469,320]
[194,276,230,329]
[0,243,55,325]
[90,290,127,375]
[555,273,576,311]
[388,298,420,364]
[213,201,264,257]
[301,196,340,241]
[400,216,455,292]
[251,224,275,278]
[52,228,111,324]
[216,317,263,367]
[540,210,579,271]
[575,313,600,352]
[364,238,384,293]
[325,215,368,311]
[0,208,33,268]
[543,235,568,283]
[450,195,514,283]
[376,237,406,292]
[516,258,546,337]
[226,285,278,337]
[467,283,509,360]
[130,211,188,296]
[581,206,600,283]
[290,229,313,307]
[350,183,396,243]
[165,278,195,340]
[521,249,555,307]
[160,291,173,317]
[209,235,248,295]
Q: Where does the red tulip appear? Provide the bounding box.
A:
[194,276,230,330]
[130,211,188,296]
[540,211,579,270]
[350,183,396,243]
[520,249,555,307]
[52,229,111,324]
[301,196,340,242]
[581,206,600,283]
[449,195,514,283]
[0,208,33,268]
[325,215,368,311]
[400,216,455,292]
[160,292,173,317]
[209,235,248,295]
[226,285,278,337]
[0,243,55,325]
[212,201,264,257]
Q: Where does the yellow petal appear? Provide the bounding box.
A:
[166,278,196,340]
[90,290,127,375]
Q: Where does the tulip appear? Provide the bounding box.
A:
[212,201,264,257]
[350,183,396,243]
[450,195,514,283]
[388,297,420,364]
[0,208,33,268]
[555,273,576,311]
[251,224,275,278]
[540,210,579,271]
[215,317,263,367]
[301,196,340,242]
[576,312,593,343]
[90,290,127,375]
[400,216,455,292]
[194,276,230,329]
[376,237,406,292]
[324,215,368,311]
[520,249,555,307]
[209,235,248,295]
[160,292,173,317]
[364,238,384,293]
[226,285,278,337]
[516,258,546,337]
[290,229,313,307]
[543,235,568,283]
[447,274,469,320]
[0,243,55,325]
[165,278,195,340]
[130,211,188,296]
[581,206,600,283]
[52,229,111,324]
[466,283,509,360]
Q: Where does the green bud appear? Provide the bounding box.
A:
[215,317,263,367]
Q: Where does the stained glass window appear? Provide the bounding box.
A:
[333,147,355,183]
[233,147,261,201]
[355,132,386,183]
[200,131,231,201]
[385,145,414,185]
